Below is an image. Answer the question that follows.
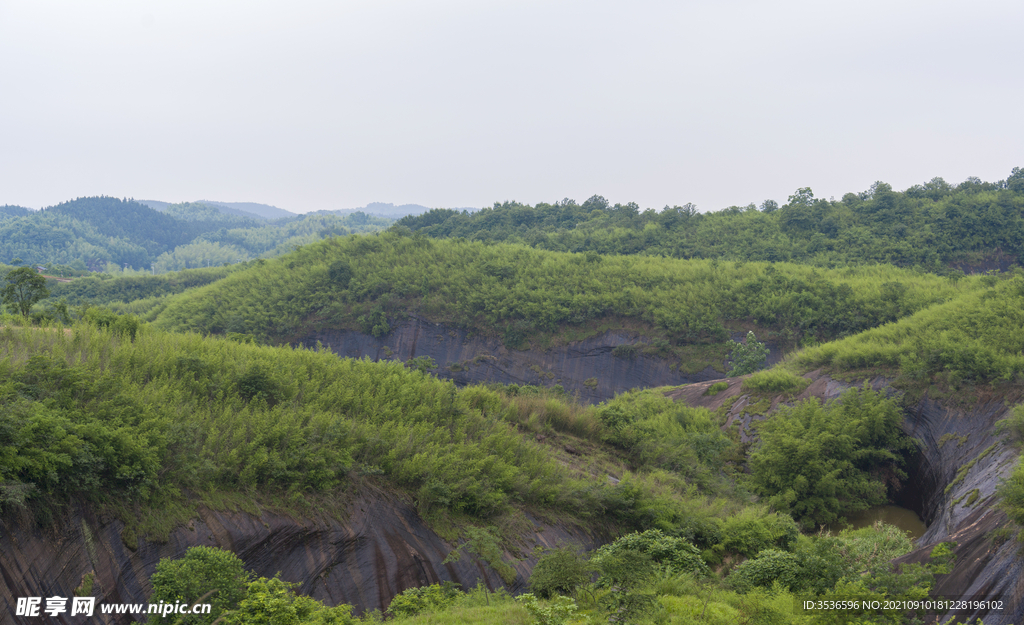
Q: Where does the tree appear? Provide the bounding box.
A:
[2,266,49,317]
[148,546,251,624]
[728,331,769,376]
[1008,166,1024,193]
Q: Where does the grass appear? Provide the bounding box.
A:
[741,369,810,396]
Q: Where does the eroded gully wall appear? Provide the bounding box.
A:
[295,316,744,403]
[0,486,598,624]
[667,372,1023,625]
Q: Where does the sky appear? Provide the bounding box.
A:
[1,0,1022,214]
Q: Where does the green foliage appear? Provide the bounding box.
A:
[386,582,463,618]
[592,548,660,621]
[357,305,390,338]
[728,331,769,376]
[235,364,286,406]
[945,443,999,494]
[728,522,916,596]
[328,260,353,288]
[154,233,978,352]
[444,526,517,584]
[2,266,49,317]
[224,576,356,625]
[406,355,437,373]
[795,276,1024,384]
[0,195,390,272]
[704,381,728,396]
[741,369,810,395]
[515,594,580,625]
[995,403,1024,445]
[148,547,251,624]
[594,390,732,485]
[611,344,639,359]
[997,460,1024,542]
[396,170,1024,270]
[716,508,800,559]
[728,549,802,592]
[747,385,914,529]
[591,529,708,578]
[528,548,592,599]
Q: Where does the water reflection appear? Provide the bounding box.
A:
[839,505,927,540]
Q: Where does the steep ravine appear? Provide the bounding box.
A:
[0,486,599,624]
[3,327,1020,624]
[295,316,776,403]
[668,373,1024,625]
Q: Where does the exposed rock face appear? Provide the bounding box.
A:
[668,373,1023,625]
[0,487,598,624]
[297,316,730,403]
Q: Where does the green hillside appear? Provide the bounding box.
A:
[154,232,984,352]
[0,196,393,271]
[0,320,948,624]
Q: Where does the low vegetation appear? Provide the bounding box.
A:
[145,520,953,625]
[793,273,1024,385]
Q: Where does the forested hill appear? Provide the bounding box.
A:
[397,169,1024,270]
[0,196,393,272]
[46,197,242,256]
[154,232,985,351]
[0,205,32,219]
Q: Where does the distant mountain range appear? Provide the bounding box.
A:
[0,196,393,271]
[139,200,291,221]
[140,200,477,221]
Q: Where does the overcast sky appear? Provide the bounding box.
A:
[2,0,1022,214]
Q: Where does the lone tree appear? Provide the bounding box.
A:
[728,331,770,376]
[2,266,49,317]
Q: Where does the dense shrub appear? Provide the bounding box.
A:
[741,369,810,395]
[148,547,250,625]
[528,548,592,599]
[747,385,914,528]
[386,582,462,618]
[590,530,708,578]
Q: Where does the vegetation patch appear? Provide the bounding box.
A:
[746,385,915,529]
[704,381,728,396]
[945,443,1000,494]
[741,369,810,396]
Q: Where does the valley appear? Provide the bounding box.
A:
[2,173,1024,624]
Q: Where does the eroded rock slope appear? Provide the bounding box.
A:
[668,372,1023,625]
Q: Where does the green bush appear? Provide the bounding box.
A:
[528,548,592,599]
[728,549,802,593]
[998,461,1024,542]
[741,368,810,395]
[386,582,463,618]
[148,547,251,624]
[995,403,1024,445]
[515,594,580,625]
[704,381,729,396]
[591,530,708,578]
[225,576,355,625]
[716,508,799,558]
[747,385,914,529]
[728,331,770,376]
